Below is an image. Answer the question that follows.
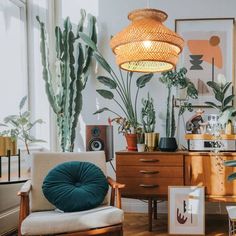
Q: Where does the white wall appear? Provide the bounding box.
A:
[60,0,236,212]
[59,0,236,151]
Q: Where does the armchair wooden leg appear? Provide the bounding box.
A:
[18,195,29,236]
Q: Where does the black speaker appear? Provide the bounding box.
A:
[86,125,113,162]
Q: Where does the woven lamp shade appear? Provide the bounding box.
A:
[110,8,184,73]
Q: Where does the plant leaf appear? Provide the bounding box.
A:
[207,81,221,92]
[205,101,219,110]
[215,91,224,102]
[223,95,234,107]
[19,96,27,110]
[79,32,97,51]
[228,172,236,181]
[97,76,117,89]
[93,107,110,115]
[223,82,232,94]
[224,160,236,167]
[94,53,111,73]
[96,89,114,99]
[136,73,153,88]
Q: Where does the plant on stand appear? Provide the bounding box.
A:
[141,93,158,151]
[159,67,198,151]
[37,9,97,152]
[0,96,45,170]
[79,32,153,150]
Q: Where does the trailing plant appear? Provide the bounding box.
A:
[205,74,236,125]
[0,96,45,154]
[37,10,97,152]
[141,93,156,133]
[79,33,153,133]
[159,67,198,137]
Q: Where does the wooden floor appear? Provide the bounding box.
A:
[124,213,228,236]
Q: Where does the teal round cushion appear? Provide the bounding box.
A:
[42,161,109,212]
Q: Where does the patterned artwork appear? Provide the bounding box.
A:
[175,18,234,107]
[168,186,205,235]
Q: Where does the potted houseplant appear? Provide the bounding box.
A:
[79,32,153,150]
[136,131,145,152]
[159,67,198,151]
[205,74,236,134]
[37,9,97,152]
[0,96,45,169]
[141,93,158,151]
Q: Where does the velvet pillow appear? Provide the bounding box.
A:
[42,161,109,212]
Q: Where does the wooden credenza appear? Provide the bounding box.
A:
[116,150,236,231]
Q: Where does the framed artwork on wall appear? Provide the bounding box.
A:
[168,186,205,235]
[175,18,235,107]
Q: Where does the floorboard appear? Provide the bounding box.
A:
[124,213,228,235]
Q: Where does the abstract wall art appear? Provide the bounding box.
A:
[168,186,205,235]
[175,18,235,107]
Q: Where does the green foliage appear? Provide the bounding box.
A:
[224,160,236,181]
[141,93,156,133]
[37,10,97,152]
[159,67,198,137]
[0,96,45,154]
[80,34,153,133]
[205,77,236,125]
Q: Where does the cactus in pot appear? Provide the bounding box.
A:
[37,10,97,152]
[141,93,158,151]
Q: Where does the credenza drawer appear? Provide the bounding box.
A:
[117,166,183,178]
[116,154,183,166]
[118,177,184,195]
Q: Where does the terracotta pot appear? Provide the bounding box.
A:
[125,134,137,151]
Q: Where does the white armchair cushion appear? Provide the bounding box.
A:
[21,206,123,235]
[30,151,108,212]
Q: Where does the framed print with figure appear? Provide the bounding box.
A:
[168,186,205,235]
[175,18,235,107]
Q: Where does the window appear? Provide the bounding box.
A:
[0,0,28,120]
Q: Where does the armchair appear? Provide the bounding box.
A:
[18,151,125,236]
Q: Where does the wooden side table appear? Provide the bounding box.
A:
[116,150,185,231]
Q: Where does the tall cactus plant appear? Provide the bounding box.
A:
[37,10,97,152]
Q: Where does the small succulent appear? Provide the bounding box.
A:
[141,93,156,133]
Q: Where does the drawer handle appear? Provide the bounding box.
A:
[139,184,159,188]
[140,170,159,175]
[139,159,159,163]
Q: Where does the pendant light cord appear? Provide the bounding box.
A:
[146,0,150,8]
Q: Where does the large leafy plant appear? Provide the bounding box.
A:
[37,10,97,151]
[0,96,45,154]
[205,74,236,124]
[159,67,198,137]
[79,33,153,133]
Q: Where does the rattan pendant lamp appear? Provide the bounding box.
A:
[110,8,184,73]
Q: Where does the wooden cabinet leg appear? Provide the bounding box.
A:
[148,199,153,232]
[153,200,157,220]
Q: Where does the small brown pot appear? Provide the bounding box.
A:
[125,134,137,151]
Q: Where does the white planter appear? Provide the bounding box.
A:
[23,153,32,172]
[137,143,146,152]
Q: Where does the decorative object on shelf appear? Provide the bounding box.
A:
[186,109,206,134]
[110,8,184,73]
[0,96,45,155]
[136,132,145,152]
[175,18,234,107]
[37,9,97,152]
[141,93,158,151]
[168,186,205,235]
[80,32,153,149]
[159,68,198,151]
